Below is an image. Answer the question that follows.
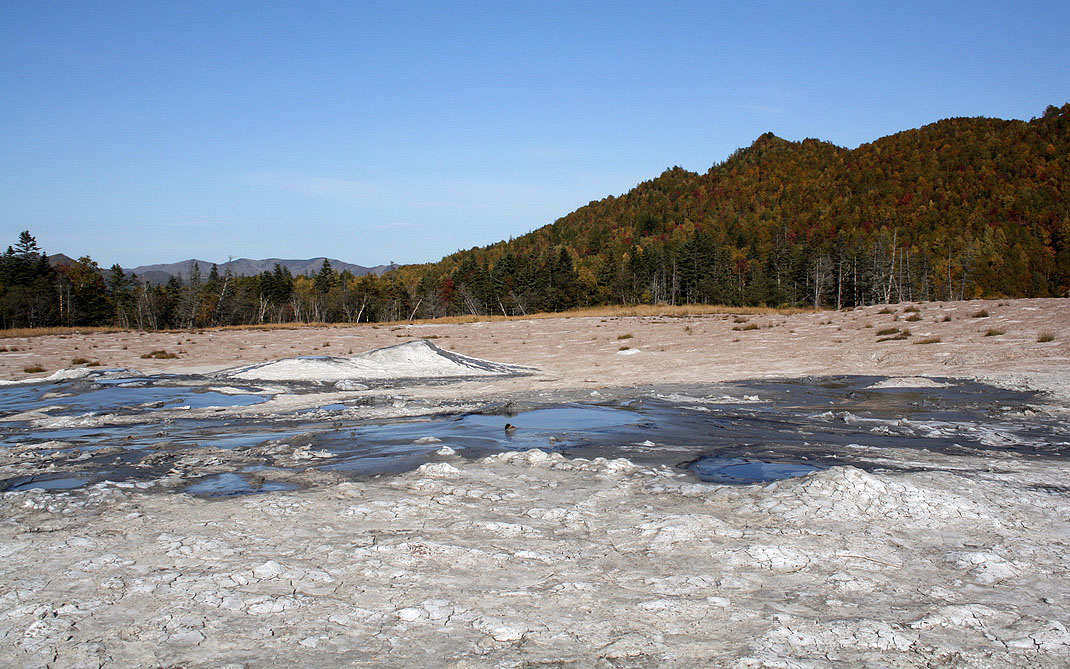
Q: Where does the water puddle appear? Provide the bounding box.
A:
[689,457,821,483]
[184,473,300,497]
[1,374,1066,495]
[7,475,91,491]
[0,378,269,416]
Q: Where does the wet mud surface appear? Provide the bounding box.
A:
[1,371,1065,495]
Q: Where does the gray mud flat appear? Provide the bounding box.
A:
[1,366,1069,666]
[2,450,1069,666]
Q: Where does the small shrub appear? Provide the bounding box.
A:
[971,309,989,318]
[323,341,331,347]
[877,307,895,314]
[71,357,90,365]
[0,346,7,352]
[732,317,749,323]
[86,361,101,367]
[877,328,911,342]
[684,326,693,334]
[914,336,941,345]
[23,365,45,373]
[904,314,921,322]
[863,322,873,328]
[732,323,760,331]
[984,328,1005,337]
[140,350,178,359]
[903,305,920,313]
[1037,332,1055,342]
[876,327,900,336]
[618,345,631,351]
[617,333,633,340]
[940,315,952,322]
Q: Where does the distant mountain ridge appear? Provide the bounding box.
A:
[125,257,392,284]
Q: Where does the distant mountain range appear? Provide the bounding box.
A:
[45,255,391,284]
[128,258,392,284]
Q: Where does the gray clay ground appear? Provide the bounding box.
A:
[1,298,1069,667]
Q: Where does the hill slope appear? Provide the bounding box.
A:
[394,104,1069,316]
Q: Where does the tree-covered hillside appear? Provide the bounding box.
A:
[2,105,1067,329]
[404,103,1069,317]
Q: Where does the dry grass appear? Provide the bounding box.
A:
[2,305,819,340]
[214,305,818,330]
[984,328,1005,337]
[0,326,126,339]
[1037,332,1055,342]
[877,328,912,342]
[914,336,942,345]
[140,350,179,360]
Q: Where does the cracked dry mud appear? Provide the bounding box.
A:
[1,297,1069,666]
[3,451,1068,666]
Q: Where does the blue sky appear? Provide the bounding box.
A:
[2,1,1067,268]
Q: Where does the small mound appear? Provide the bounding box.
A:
[757,466,990,526]
[218,339,535,383]
[868,376,950,389]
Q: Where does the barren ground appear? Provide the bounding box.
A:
[1,298,1068,667]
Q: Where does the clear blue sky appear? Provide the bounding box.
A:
[2,1,1067,268]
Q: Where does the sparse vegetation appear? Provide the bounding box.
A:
[1037,332,1055,342]
[972,309,990,318]
[23,365,45,373]
[904,314,922,322]
[617,333,633,340]
[877,328,911,342]
[940,315,952,322]
[914,336,941,345]
[877,307,895,314]
[984,328,1005,336]
[876,327,900,336]
[71,357,90,365]
[903,305,920,313]
[732,323,760,331]
[618,345,631,351]
[140,350,178,359]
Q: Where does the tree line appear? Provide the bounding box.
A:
[2,104,1067,329]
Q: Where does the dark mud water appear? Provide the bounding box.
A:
[1,373,1066,495]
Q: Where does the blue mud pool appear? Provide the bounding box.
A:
[1,372,1066,495]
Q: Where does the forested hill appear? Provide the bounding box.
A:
[1,105,1067,329]
[394,103,1069,316]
